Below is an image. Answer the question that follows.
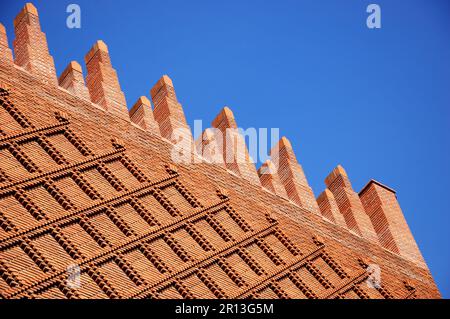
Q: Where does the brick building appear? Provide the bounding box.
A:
[0,3,440,299]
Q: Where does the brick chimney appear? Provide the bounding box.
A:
[13,3,57,84]
[325,165,379,242]
[359,180,426,266]
[85,40,128,116]
[58,61,90,100]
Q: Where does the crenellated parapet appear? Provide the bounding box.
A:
[0,2,429,269]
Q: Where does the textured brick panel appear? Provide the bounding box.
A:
[258,160,288,198]
[195,128,225,166]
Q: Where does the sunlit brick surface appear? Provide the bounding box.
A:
[0,3,440,299]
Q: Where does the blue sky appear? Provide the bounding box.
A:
[1,0,449,297]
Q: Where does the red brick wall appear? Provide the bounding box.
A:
[0,3,440,299]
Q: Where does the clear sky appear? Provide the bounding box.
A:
[1,0,449,297]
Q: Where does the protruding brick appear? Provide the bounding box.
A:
[13,3,57,84]
[270,137,319,213]
[360,180,426,266]
[0,23,13,63]
[58,61,90,100]
[85,40,128,116]
[195,128,225,166]
[150,75,193,146]
[211,107,260,185]
[258,160,288,198]
[325,165,379,242]
[317,189,347,228]
[129,96,160,134]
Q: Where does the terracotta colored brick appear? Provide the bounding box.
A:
[269,137,319,213]
[258,160,288,198]
[195,128,226,166]
[13,3,57,84]
[211,107,260,185]
[85,40,128,116]
[317,189,347,229]
[0,3,440,300]
[58,61,90,100]
[325,165,379,242]
[0,23,13,63]
[150,75,193,144]
[359,180,426,267]
[129,96,160,134]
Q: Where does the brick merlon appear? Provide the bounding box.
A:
[324,164,348,187]
[14,3,39,27]
[212,106,238,130]
[84,40,109,64]
[130,96,151,115]
[150,74,174,98]
[59,61,82,82]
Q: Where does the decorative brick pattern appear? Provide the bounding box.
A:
[195,128,225,166]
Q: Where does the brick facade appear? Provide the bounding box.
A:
[0,3,440,299]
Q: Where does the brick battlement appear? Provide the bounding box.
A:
[0,3,439,299]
